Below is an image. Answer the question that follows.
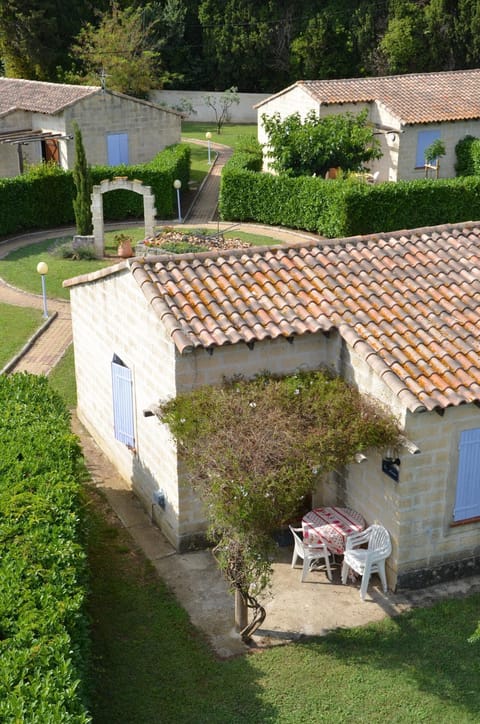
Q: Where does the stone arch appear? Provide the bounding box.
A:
[91,177,157,257]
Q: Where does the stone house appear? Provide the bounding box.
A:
[0,78,181,177]
[256,68,480,181]
[65,220,480,591]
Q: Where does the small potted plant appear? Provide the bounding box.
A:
[115,233,133,258]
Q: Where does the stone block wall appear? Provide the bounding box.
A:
[69,268,187,550]
[341,338,480,589]
[397,118,480,181]
[64,92,181,169]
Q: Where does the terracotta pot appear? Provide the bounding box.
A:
[118,239,133,258]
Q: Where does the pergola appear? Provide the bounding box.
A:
[0,128,72,173]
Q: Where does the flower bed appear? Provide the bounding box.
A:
[136,228,251,256]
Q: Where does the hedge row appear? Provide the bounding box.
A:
[0,144,191,237]
[0,374,91,722]
[455,135,480,176]
[219,151,480,237]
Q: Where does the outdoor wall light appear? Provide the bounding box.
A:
[153,489,166,510]
[382,454,400,482]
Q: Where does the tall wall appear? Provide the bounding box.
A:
[69,268,185,549]
[150,89,268,123]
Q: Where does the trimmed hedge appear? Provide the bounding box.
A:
[0,374,90,722]
[219,151,480,237]
[0,144,191,237]
[455,135,480,176]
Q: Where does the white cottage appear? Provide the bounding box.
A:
[0,78,181,177]
[65,220,480,590]
[256,68,480,181]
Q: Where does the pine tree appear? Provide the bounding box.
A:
[72,122,93,236]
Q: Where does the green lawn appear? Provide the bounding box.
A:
[0,302,44,368]
[182,121,257,149]
[188,142,212,183]
[0,237,113,300]
[48,344,77,409]
[88,481,480,723]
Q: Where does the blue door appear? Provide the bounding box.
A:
[107,133,129,165]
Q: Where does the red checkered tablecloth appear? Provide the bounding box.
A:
[302,506,365,555]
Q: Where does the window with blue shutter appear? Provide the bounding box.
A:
[415,130,440,168]
[111,354,135,449]
[107,132,129,165]
[453,429,480,521]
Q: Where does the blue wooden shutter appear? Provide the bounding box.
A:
[107,133,129,165]
[415,130,440,167]
[453,429,480,521]
[111,356,135,447]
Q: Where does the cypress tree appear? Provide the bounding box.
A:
[72,122,93,235]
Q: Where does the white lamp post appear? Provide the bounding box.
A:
[206,131,212,164]
[173,179,182,223]
[36,261,49,318]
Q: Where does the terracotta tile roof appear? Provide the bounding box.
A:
[0,78,99,116]
[258,69,480,125]
[125,222,480,412]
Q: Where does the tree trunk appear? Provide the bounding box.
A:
[234,588,248,632]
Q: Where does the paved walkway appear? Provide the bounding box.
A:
[183,139,232,224]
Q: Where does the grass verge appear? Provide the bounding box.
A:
[48,343,77,409]
[0,302,43,368]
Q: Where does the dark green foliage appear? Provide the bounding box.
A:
[220,151,480,237]
[72,122,93,235]
[0,163,76,235]
[0,144,190,237]
[0,374,90,721]
[0,0,105,80]
[455,135,480,176]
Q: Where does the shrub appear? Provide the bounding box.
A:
[0,374,90,721]
[455,135,480,176]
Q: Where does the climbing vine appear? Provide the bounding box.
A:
[159,369,400,641]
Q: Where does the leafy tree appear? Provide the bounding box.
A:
[72,122,93,236]
[262,109,382,178]
[70,2,160,97]
[0,0,103,80]
[424,138,446,178]
[159,370,400,640]
[203,86,240,133]
[198,0,299,91]
[378,2,428,75]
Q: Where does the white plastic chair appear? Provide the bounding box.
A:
[341,524,391,600]
[289,525,332,582]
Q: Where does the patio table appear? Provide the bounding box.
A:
[302,506,365,555]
